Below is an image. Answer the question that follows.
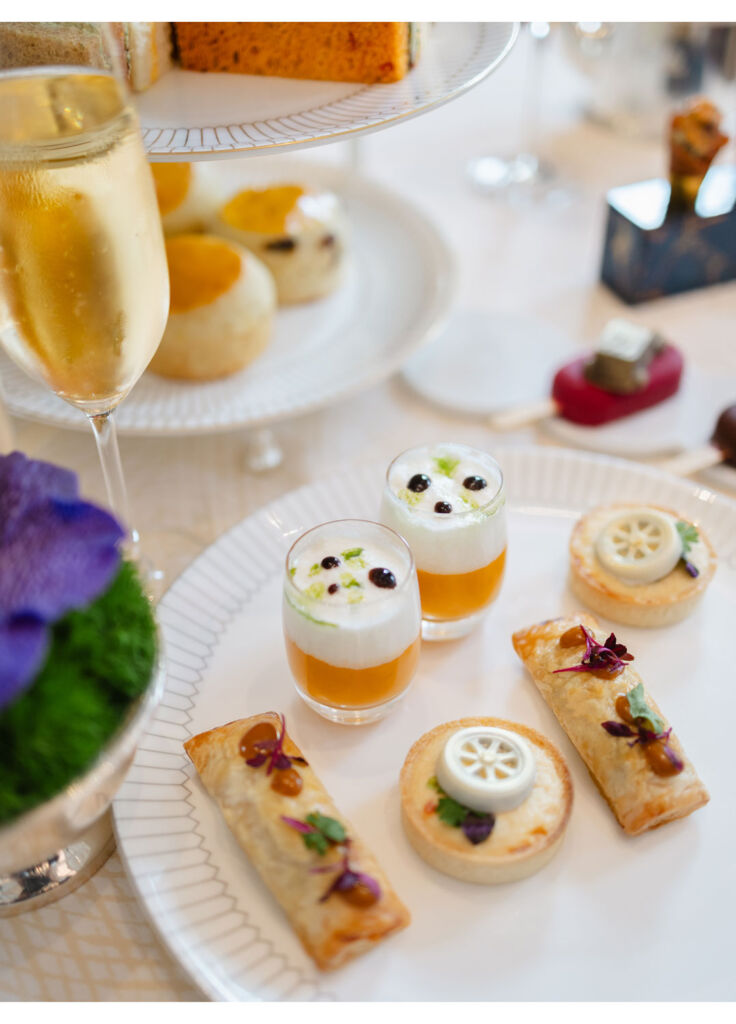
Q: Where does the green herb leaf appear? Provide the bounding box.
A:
[676,520,699,556]
[433,455,460,478]
[306,812,347,844]
[427,776,442,793]
[308,563,321,577]
[436,795,470,828]
[626,683,665,734]
[303,831,329,856]
[340,574,362,589]
[342,547,364,560]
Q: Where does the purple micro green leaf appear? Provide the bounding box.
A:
[601,721,637,737]
[554,625,634,676]
[662,742,685,773]
[684,560,699,578]
[272,753,292,772]
[245,754,268,768]
[281,816,317,834]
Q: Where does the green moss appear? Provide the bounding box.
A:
[0,561,156,826]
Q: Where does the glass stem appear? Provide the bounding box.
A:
[87,410,140,561]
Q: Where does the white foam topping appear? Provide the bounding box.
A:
[283,529,421,669]
[381,443,507,574]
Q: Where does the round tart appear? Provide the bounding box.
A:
[400,717,573,885]
[212,183,348,304]
[149,234,276,381]
[569,504,716,628]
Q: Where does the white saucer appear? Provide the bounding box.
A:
[401,310,576,417]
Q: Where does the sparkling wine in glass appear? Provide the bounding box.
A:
[0,54,168,567]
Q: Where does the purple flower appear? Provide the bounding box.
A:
[0,452,123,711]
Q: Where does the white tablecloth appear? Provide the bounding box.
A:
[2,29,735,1000]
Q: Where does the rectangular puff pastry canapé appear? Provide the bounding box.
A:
[184,712,410,971]
[512,614,709,836]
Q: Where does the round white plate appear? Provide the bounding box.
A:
[402,310,576,417]
[113,447,735,1001]
[0,160,454,437]
[138,23,517,159]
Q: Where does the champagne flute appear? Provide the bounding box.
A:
[0,27,168,571]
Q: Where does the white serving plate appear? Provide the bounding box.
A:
[0,160,453,437]
[137,23,517,159]
[113,448,736,1001]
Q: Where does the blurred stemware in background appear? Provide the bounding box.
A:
[467,21,564,203]
[0,24,169,585]
[564,22,736,143]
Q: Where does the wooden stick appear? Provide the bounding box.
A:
[488,397,558,432]
[658,445,725,477]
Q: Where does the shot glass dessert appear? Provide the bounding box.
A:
[283,520,422,725]
[380,443,507,640]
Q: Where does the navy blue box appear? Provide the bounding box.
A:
[600,165,736,304]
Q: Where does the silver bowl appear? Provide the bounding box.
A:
[0,643,165,914]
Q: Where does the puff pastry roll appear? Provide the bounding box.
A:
[184,711,410,971]
[512,614,709,836]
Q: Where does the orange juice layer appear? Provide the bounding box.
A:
[418,549,506,620]
[285,635,420,709]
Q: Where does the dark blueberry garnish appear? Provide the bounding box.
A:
[265,237,297,252]
[434,501,452,514]
[408,473,431,493]
[321,555,341,570]
[328,583,340,595]
[463,475,487,492]
[368,567,397,589]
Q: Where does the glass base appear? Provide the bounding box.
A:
[421,607,488,641]
[0,811,115,916]
[295,687,409,725]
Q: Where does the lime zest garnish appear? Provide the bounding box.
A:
[398,488,422,507]
[433,454,460,478]
[284,590,337,628]
[308,563,321,577]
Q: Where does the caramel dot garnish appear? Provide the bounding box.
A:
[239,720,277,761]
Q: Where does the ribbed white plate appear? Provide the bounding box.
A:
[113,448,736,1001]
[137,23,517,160]
[0,161,454,437]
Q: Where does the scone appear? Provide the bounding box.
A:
[212,184,348,304]
[512,614,710,835]
[149,235,276,381]
[150,161,219,236]
[400,717,573,884]
[569,504,716,628]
